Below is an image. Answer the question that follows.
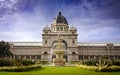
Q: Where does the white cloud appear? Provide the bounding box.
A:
[0,0,120,42]
[0,10,47,41]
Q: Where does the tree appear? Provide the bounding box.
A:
[0,40,13,58]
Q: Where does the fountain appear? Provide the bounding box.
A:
[52,37,66,66]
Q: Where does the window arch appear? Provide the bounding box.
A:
[72,52,76,55]
[72,39,75,44]
[44,52,48,55]
[45,40,47,44]
[52,40,67,50]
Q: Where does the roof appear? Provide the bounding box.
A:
[9,42,42,46]
[69,27,77,31]
[43,26,50,31]
[52,12,68,25]
[78,42,120,46]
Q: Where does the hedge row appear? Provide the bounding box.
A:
[98,66,120,72]
[0,64,41,72]
[78,65,120,72]
[78,65,97,71]
[0,59,36,67]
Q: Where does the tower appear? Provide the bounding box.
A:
[41,12,78,62]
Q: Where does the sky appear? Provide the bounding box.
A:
[0,0,120,42]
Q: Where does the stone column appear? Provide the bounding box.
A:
[30,55,31,60]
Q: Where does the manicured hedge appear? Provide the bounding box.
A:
[0,59,36,67]
[0,64,41,72]
[78,65,97,71]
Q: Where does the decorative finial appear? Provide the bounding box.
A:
[59,11,61,15]
[58,0,62,15]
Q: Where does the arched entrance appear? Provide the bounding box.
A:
[51,39,68,62]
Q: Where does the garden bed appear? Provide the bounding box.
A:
[78,65,120,72]
[0,64,41,72]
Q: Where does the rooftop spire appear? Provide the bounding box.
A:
[58,0,62,15]
[59,11,61,15]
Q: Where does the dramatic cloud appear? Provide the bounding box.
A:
[0,0,120,42]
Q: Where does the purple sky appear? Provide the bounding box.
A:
[0,0,120,42]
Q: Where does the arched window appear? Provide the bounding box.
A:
[72,32,74,34]
[44,52,48,55]
[72,52,76,55]
[72,39,74,44]
[60,27,63,31]
[57,27,59,31]
[45,40,47,44]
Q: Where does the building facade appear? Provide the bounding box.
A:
[10,12,120,62]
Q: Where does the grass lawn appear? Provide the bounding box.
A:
[0,66,120,75]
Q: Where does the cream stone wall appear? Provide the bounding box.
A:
[9,12,120,62]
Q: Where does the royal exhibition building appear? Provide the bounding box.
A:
[9,12,120,62]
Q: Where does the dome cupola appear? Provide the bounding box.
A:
[52,12,68,25]
[51,12,69,32]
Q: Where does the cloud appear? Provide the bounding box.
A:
[73,19,120,42]
[0,0,120,42]
[0,10,47,41]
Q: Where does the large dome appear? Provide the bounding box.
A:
[52,12,68,25]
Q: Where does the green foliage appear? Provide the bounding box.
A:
[0,64,41,72]
[0,59,36,67]
[0,66,120,75]
[78,56,120,72]
[78,64,120,72]
[13,59,36,66]
[0,59,14,67]
[81,59,98,66]
[96,56,112,70]
[40,61,49,64]
[112,60,120,66]
[96,66,120,72]
[0,40,13,58]
[21,60,35,66]
[80,56,113,66]
[70,61,79,64]
[78,65,97,71]
[35,60,41,64]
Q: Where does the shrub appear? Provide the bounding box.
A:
[80,59,98,66]
[112,60,120,66]
[0,59,14,67]
[78,65,120,72]
[0,64,41,72]
[21,60,35,66]
[78,55,120,72]
[96,66,120,72]
[0,59,36,67]
[40,61,49,64]
[78,65,97,71]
